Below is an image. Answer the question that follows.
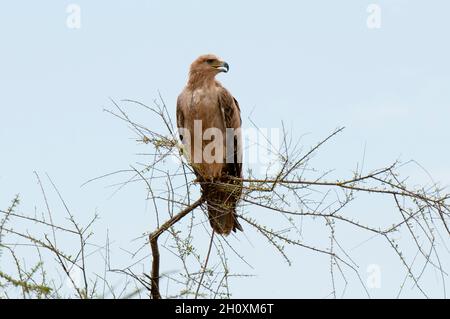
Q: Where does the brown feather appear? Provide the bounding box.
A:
[176,54,243,235]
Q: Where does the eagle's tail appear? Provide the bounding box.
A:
[202,180,243,236]
[207,200,242,235]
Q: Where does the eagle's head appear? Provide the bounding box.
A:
[189,54,229,77]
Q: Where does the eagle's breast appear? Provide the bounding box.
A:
[183,85,226,178]
[190,86,225,130]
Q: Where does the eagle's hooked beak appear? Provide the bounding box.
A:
[216,61,229,73]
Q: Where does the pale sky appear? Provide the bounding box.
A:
[0,1,449,298]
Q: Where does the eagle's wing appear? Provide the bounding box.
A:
[176,92,195,167]
[212,84,243,233]
[176,95,185,142]
[217,85,242,179]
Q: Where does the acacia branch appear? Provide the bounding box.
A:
[149,197,204,299]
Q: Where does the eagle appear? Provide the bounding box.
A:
[176,54,243,235]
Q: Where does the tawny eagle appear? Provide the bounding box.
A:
[176,54,243,235]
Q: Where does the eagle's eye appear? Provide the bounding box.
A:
[206,59,215,64]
